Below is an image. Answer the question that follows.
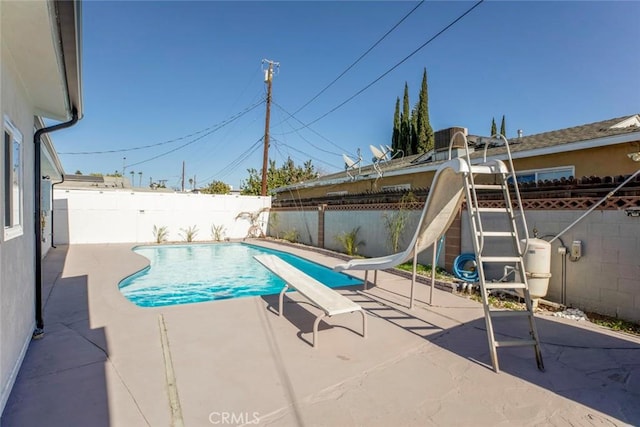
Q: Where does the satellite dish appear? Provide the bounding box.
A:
[370,145,386,162]
[343,150,362,180]
[343,154,357,169]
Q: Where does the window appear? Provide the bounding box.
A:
[381,183,411,192]
[4,117,23,240]
[509,166,574,185]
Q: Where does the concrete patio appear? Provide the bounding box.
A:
[2,241,639,426]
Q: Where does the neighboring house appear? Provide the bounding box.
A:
[269,115,640,323]
[1,0,83,412]
[274,114,640,201]
[57,173,175,191]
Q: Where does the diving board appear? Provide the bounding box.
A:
[255,254,367,348]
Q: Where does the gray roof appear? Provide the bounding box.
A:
[278,114,640,192]
[480,114,640,157]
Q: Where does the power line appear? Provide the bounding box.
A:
[290,1,425,117]
[123,102,264,169]
[58,100,264,155]
[295,0,485,131]
[271,138,340,170]
[271,101,344,157]
[200,137,265,184]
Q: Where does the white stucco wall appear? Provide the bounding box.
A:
[0,40,37,412]
[53,190,271,244]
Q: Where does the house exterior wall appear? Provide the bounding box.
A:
[278,142,639,201]
[512,143,640,178]
[0,40,37,412]
[277,170,438,200]
[53,189,271,244]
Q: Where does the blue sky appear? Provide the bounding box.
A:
[53,1,640,190]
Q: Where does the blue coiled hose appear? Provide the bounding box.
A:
[453,253,478,282]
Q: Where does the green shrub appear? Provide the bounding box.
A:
[152,225,169,243]
[179,225,198,242]
[282,229,299,243]
[335,227,365,256]
[211,224,226,241]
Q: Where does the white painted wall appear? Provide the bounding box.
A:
[0,37,38,413]
[53,190,271,244]
[41,180,54,257]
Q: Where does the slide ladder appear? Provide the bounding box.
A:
[458,134,544,373]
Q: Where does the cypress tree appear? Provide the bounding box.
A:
[391,97,400,151]
[500,115,506,137]
[416,68,434,153]
[491,117,497,136]
[401,82,411,154]
[410,105,418,155]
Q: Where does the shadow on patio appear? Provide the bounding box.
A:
[1,246,110,426]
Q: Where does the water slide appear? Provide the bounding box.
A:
[334,157,471,305]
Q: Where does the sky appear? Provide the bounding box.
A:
[52,1,640,191]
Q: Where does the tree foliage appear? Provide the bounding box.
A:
[491,117,497,136]
[201,180,231,194]
[416,68,434,153]
[391,69,434,156]
[241,157,317,196]
[400,82,411,155]
[391,97,401,152]
[500,115,506,137]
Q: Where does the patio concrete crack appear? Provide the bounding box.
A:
[159,314,184,427]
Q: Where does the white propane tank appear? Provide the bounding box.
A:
[519,238,552,299]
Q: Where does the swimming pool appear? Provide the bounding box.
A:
[119,243,361,307]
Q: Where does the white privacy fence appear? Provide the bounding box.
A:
[53,189,271,244]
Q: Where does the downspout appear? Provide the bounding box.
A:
[33,108,78,338]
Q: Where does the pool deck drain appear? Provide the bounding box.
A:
[2,242,639,426]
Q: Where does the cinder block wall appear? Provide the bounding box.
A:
[272,201,640,323]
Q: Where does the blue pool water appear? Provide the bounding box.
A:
[119,243,361,307]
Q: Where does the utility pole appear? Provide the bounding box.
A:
[261,59,279,196]
[181,161,185,192]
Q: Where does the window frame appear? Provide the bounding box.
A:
[3,116,24,241]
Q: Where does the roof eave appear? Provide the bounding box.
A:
[53,0,83,120]
[275,129,640,193]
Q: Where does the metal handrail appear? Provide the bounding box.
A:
[489,134,529,256]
